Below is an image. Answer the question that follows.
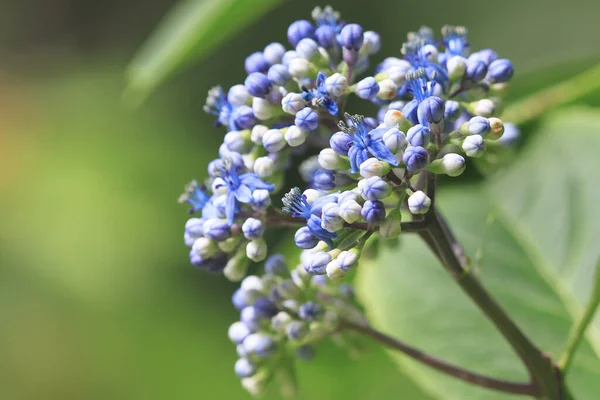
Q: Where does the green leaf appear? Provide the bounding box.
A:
[357,108,600,399]
[124,0,285,106]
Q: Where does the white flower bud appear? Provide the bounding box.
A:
[441,153,466,177]
[383,109,407,128]
[488,117,505,140]
[447,56,467,80]
[360,157,390,178]
[253,156,274,178]
[218,237,240,253]
[296,38,319,60]
[318,148,346,170]
[326,259,346,279]
[338,199,362,224]
[462,135,486,158]
[262,129,286,152]
[385,62,412,86]
[289,58,313,78]
[227,84,250,106]
[250,124,268,145]
[246,239,267,262]
[361,31,381,55]
[303,188,323,205]
[224,130,247,153]
[324,73,348,97]
[252,97,274,120]
[337,249,359,270]
[241,275,264,293]
[376,79,398,100]
[211,178,227,195]
[281,93,306,115]
[223,251,249,282]
[383,127,407,153]
[242,154,255,171]
[474,99,495,117]
[192,237,218,258]
[284,125,308,147]
[408,190,431,215]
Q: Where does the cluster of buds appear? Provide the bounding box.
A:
[228,254,361,395]
[179,5,518,394]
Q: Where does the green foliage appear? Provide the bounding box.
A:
[125,0,286,106]
[357,109,600,399]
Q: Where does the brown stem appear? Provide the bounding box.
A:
[343,321,539,396]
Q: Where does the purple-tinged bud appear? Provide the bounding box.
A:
[358,176,391,200]
[227,84,251,106]
[263,42,286,65]
[243,333,276,358]
[253,297,278,319]
[232,288,247,310]
[465,59,488,81]
[240,306,261,331]
[203,219,231,241]
[287,20,316,47]
[267,64,291,86]
[339,23,364,50]
[281,92,306,115]
[325,73,348,97]
[315,25,337,48]
[242,218,264,240]
[321,203,344,232]
[382,127,407,153]
[356,77,379,99]
[462,134,485,157]
[330,132,352,156]
[296,38,319,60]
[487,59,514,83]
[264,254,288,277]
[471,49,498,66]
[262,129,286,152]
[303,251,331,275]
[234,358,257,378]
[418,96,445,125]
[444,100,461,122]
[298,301,322,321]
[361,200,386,224]
[468,116,491,136]
[252,189,271,210]
[281,50,299,66]
[402,146,429,173]
[408,190,431,214]
[295,226,319,249]
[229,321,252,344]
[295,107,319,132]
[231,105,257,129]
[245,52,269,74]
[407,124,431,147]
[185,217,204,238]
[244,72,272,98]
[286,321,309,341]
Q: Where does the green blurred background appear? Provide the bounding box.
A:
[1,0,599,399]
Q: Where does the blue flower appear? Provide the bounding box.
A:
[283,187,338,248]
[401,40,448,90]
[442,25,469,57]
[300,72,338,116]
[214,158,275,225]
[178,180,210,214]
[204,86,254,131]
[403,68,439,125]
[337,114,399,173]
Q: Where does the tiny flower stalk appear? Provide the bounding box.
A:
[174,5,571,398]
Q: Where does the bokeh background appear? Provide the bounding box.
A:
[1,0,600,399]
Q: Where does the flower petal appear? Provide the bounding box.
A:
[225,192,237,225]
[368,140,399,166]
[233,184,253,203]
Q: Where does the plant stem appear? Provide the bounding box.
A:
[558,258,600,374]
[423,201,561,398]
[342,320,539,396]
[503,62,600,125]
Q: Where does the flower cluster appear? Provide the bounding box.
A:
[179,5,518,394]
[227,253,360,395]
